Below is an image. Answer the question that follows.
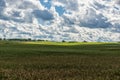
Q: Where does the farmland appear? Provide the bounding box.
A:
[0,41,120,80]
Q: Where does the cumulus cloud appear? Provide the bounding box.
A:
[53,0,79,11]
[0,0,120,41]
[0,0,54,23]
[52,0,113,28]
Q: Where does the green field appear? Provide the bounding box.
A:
[0,41,120,80]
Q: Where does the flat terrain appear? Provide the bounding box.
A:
[0,41,120,80]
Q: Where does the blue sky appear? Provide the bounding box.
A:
[40,0,65,16]
[39,0,51,9]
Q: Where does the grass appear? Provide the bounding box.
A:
[0,41,120,80]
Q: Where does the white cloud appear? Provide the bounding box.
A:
[0,0,120,42]
[44,0,49,3]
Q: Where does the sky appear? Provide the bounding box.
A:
[40,0,65,16]
[0,0,120,42]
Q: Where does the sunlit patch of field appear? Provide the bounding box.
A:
[0,41,120,80]
[21,41,118,46]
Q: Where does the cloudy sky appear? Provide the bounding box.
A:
[0,0,120,41]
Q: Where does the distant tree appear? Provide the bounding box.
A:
[3,38,6,41]
[62,40,66,42]
[28,38,31,41]
[83,40,87,42]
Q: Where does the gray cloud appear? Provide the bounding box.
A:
[115,0,120,5]
[0,0,6,7]
[79,12,112,28]
[33,10,54,21]
[62,7,112,28]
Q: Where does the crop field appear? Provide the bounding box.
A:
[0,41,120,80]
